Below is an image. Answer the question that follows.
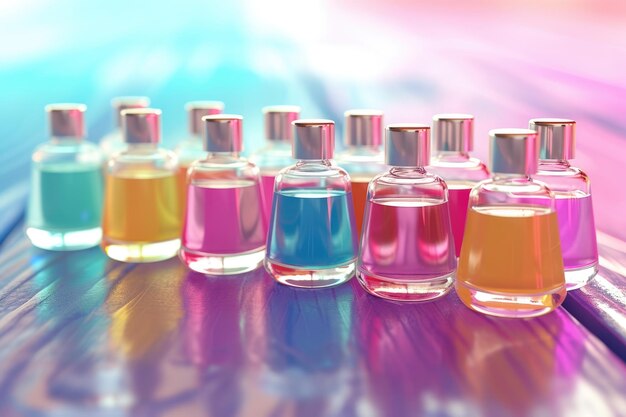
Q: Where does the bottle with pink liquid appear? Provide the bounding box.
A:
[530,118,598,289]
[357,124,457,301]
[426,114,489,257]
[250,106,300,225]
[180,115,267,275]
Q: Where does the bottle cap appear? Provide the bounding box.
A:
[292,119,335,160]
[186,101,224,136]
[344,109,383,147]
[489,128,538,175]
[529,118,575,160]
[203,114,243,152]
[432,113,473,152]
[111,96,150,127]
[385,124,430,167]
[122,108,161,144]
[46,103,86,138]
[264,105,301,142]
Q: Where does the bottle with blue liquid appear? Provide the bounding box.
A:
[265,119,358,288]
[27,104,104,250]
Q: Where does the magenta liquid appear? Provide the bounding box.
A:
[260,174,275,225]
[182,180,266,254]
[555,194,598,269]
[358,198,456,280]
[447,186,471,257]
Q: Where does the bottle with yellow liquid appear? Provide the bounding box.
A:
[102,108,181,262]
[456,128,566,318]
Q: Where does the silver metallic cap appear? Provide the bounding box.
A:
[46,103,86,138]
[186,101,224,136]
[385,124,430,167]
[432,113,474,152]
[293,119,335,160]
[122,108,161,144]
[111,96,150,127]
[203,114,243,153]
[489,128,538,175]
[529,118,576,160]
[264,105,301,142]
[344,109,383,147]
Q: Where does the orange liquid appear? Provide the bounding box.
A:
[351,180,370,238]
[178,165,190,213]
[103,172,181,243]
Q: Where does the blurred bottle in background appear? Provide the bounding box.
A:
[100,97,150,158]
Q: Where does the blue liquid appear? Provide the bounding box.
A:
[267,189,358,269]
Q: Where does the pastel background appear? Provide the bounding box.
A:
[1,0,625,239]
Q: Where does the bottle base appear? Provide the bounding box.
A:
[455,280,566,318]
[102,237,180,263]
[356,268,455,302]
[565,263,598,290]
[264,258,355,289]
[179,246,265,275]
[26,227,102,251]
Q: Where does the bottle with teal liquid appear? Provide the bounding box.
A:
[265,119,358,288]
[27,104,104,250]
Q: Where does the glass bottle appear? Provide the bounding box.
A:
[27,104,104,250]
[265,119,358,288]
[456,129,567,318]
[102,109,181,262]
[180,115,267,275]
[249,105,300,225]
[427,114,490,257]
[530,118,598,289]
[357,124,456,301]
[99,96,150,158]
[335,110,387,237]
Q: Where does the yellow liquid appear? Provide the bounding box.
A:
[178,165,190,213]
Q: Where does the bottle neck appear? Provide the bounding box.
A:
[539,159,571,170]
[390,166,427,177]
[296,159,332,166]
[492,173,533,183]
[207,151,240,159]
[433,150,471,161]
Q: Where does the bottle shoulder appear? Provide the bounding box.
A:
[471,178,555,209]
[188,155,259,182]
[33,140,102,167]
[427,156,490,183]
[249,144,294,172]
[274,161,352,192]
[369,169,448,202]
[534,164,591,195]
[107,147,178,175]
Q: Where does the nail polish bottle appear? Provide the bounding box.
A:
[357,124,456,301]
[427,114,490,257]
[530,118,598,289]
[102,109,181,262]
[100,96,150,158]
[180,115,267,275]
[27,104,104,250]
[336,110,387,238]
[456,129,566,318]
[250,106,300,224]
[265,119,358,288]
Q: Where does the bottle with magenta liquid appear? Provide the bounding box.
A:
[457,129,566,318]
[180,115,267,275]
[357,124,457,301]
[336,110,386,237]
[102,109,181,262]
[100,96,150,158]
[27,104,104,250]
[426,114,489,257]
[266,119,358,288]
[530,118,598,289]
[250,105,300,224]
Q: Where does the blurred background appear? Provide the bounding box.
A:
[1,0,625,238]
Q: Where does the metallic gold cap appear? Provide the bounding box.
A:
[385,124,430,167]
[344,109,383,147]
[432,113,473,152]
[186,101,224,136]
[122,108,161,144]
[529,118,576,160]
[489,128,538,175]
[293,119,335,160]
[111,96,150,127]
[264,105,301,142]
[203,114,243,153]
[46,103,86,138]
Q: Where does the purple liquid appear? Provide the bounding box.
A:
[447,187,471,257]
[359,198,456,280]
[555,194,598,269]
[261,174,275,225]
[182,181,267,255]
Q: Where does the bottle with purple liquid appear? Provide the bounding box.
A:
[531,118,598,289]
[180,115,267,275]
[357,124,457,301]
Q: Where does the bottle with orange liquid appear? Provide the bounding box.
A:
[102,109,181,262]
[100,96,150,158]
[335,110,386,237]
[456,129,566,318]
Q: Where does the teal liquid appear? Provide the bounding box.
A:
[28,165,104,231]
[267,189,358,269]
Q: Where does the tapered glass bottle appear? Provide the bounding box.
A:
[27,104,104,250]
[102,109,181,262]
[530,118,598,290]
[336,110,387,237]
[456,129,566,318]
[180,115,267,275]
[357,124,456,301]
[265,119,358,288]
[426,114,490,256]
[99,97,150,158]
